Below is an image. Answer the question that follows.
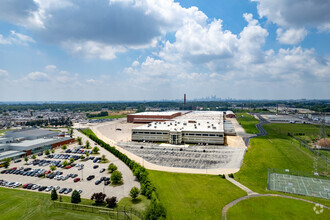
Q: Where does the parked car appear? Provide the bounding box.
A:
[74,178,80,182]
[99,168,105,173]
[93,165,99,169]
[59,188,66,194]
[87,175,95,181]
[95,180,101,185]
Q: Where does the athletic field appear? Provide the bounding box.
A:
[268,173,330,199]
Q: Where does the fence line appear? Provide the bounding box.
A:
[53,201,144,220]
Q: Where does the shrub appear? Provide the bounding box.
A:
[51,149,55,154]
[32,154,36,160]
[80,155,85,159]
[91,192,107,204]
[106,197,117,208]
[101,154,107,162]
[70,158,75,164]
[51,188,58,200]
[228,173,234,178]
[86,140,90,149]
[45,149,50,155]
[107,163,117,173]
[129,187,140,199]
[145,194,166,220]
[71,190,81,204]
[218,174,226,179]
[92,146,100,154]
[50,165,57,171]
[24,156,29,163]
[111,170,122,184]
[2,158,11,168]
[77,137,82,145]
[62,160,69,166]
[61,145,67,150]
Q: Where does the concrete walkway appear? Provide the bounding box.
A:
[221,193,330,220]
[225,174,257,196]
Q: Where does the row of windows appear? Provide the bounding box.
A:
[133,131,169,135]
[183,133,223,137]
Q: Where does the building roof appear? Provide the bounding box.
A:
[130,111,182,116]
[0,150,26,160]
[5,128,58,139]
[133,111,224,133]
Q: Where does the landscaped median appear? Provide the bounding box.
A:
[80,128,166,219]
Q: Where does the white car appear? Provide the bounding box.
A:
[45,186,53,192]
[32,184,40,190]
[54,186,60,191]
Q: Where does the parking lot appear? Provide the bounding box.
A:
[0,130,140,200]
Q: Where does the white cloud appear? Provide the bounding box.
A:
[252,0,330,28]
[61,41,126,60]
[26,72,50,81]
[0,31,35,45]
[45,65,57,72]
[0,69,9,77]
[276,28,308,45]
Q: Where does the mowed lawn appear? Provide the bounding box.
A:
[236,113,259,134]
[235,123,330,206]
[227,196,329,220]
[148,170,246,220]
[0,187,109,220]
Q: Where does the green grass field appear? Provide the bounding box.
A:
[148,170,246,220]
[227,196,329,220]
[235,123,330,206]
[118,195,150,213]
[236,113,259,134]
[88,115,127,120]
[0,187,110,220]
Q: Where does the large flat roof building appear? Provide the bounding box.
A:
[132,111,227,145]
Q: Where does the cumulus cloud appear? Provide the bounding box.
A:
[0,69,9,77]
[26,71,50,81]
[276,28,308,45]
[252,0,330,43]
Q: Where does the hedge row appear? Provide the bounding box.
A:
[80,129,166,219]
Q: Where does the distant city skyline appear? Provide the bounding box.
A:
[0,0,329,101]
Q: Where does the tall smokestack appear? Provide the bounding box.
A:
[184,94,186,110]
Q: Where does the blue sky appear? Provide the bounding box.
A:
[0,0,329,101]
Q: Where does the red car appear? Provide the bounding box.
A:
[45,170,51,174]
[23,183,30,188]
[74,178,80,182]
[66,165,72,169]
[12,167,17,170]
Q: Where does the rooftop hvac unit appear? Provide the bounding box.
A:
[154,126,157,128]
[213,127,216,129]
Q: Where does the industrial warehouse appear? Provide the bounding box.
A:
[131,111,236,145]
[0,128,75,160]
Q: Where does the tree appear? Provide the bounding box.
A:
[145,199,166,220]
[107,163,117,173]
[51,188,58,200]
[51,149,55,154]
[129,187,140,200]
[62,160,69,166]
[2,158,11,168]
[111,170,122,184]
[92,146,100,154]
[70,158,75,164]
[80,155,85,160]
[91,192,107,204]
[71,190,81,204]
[77,137,82,145]
[86,151,90,157]
[69,128,73,137]
[61,145,67,150]
[101,154,107,163]
[32,154,36,160]
[24,156,29,164]
[45,149,50,155]
[106,197,117,208]
[50,165,57,171]
[85,140,90,149]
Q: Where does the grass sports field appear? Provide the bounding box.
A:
[148,170,246,220]
[236,113,259,134]
[227,196,329,220]
[235,123,330,205]
[268,173,330,199]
